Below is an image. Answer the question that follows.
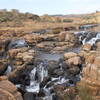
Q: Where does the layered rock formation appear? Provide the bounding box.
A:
[0,76,23,100]
[78,42,100,100]
[0,26,100,100]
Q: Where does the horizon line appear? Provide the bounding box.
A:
[0,8,99,16]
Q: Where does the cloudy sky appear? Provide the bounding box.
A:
[0,0,100,15]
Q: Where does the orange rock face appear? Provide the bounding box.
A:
[59,31,67,41]
[64,52,78,60]
[68,56,81,65]
[23,34,43,44]
[80,43,100,100]
[0,80,23,100]
[82,43,92,51]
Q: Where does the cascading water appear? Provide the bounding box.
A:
[26,61,48,93]
[9,39,28,49]
[25,60,56,100]
[10,45,82,100]
[4,65,12,75]
[74,31,100,45]
[21,59,80,100]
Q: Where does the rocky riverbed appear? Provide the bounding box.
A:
[0,25,100,100]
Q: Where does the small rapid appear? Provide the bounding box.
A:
[74,31,100,45]
[15,58,81,100]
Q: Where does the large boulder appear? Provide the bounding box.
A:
[23,34,43,45]
[82,48,100,83]
[63,52,81,76]
[16,49,35,62]
[59,31,77,46]
[59,31,67,41]
[0,80,23,100]
[67,56,81,65]
[8,47,36,66]
[94,56,100,66]
[8,47,29,58]
[65,32,76,43]
[8,63,31,85]
[96,41,100,50]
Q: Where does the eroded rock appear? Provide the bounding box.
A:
[82,43,92,51]
[0,80,23,100]
[64,52,77,60]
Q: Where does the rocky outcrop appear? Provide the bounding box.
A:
[0,77,23,100]
[82,43,92,51]
[79,42,100,100]
[1,27,100,100]
[23,34,43,45]
[8,47,36,66]
[8,63,31,85]
[59,31,76,43]
[63,52,82,77]
[64,52,78,60]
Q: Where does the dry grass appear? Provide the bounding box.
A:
[0,21,77,32]
[0,11,100,33]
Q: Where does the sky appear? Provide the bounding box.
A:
[0,0,100,15]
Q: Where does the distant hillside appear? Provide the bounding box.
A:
[0,9,100,27]
[0,9,40,23]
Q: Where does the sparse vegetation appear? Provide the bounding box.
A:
[0,9,40,27]
[62,82,95,100]
[63,19,73,23]
[77,83,94,100]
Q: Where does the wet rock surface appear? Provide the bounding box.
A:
[0,26,100,100]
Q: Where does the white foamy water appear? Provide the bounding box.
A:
[26,82,40,93]
[43,88,53,100]
[26,62,48,93]
[4,65,12,75]
[74,31,100,45]
[17,40,26,46]
[9,39,27,49]
[16,59,80,100]
[79,24,98,30]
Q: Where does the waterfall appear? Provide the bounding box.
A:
[26,61,48,93]
[16,58,81,100]
[74,31,100,45]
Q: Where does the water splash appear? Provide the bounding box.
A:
[74,31,100,45]
[4,65,12,75]
[26,61,48,93]
[16,60,80,100]
[9,39,28,49]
